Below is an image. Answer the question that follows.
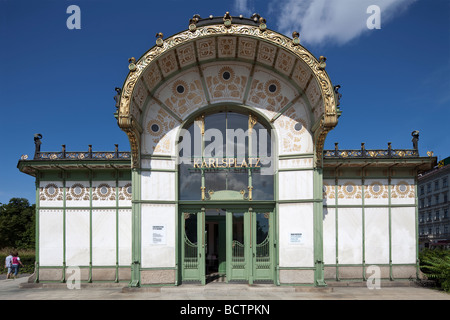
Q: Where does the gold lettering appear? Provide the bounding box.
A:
[255,158,261,167]
[240,159,248,167]
[201,160,208,168]
[221,158,227,168]
[193,159,200,168]
[209,158,216,168]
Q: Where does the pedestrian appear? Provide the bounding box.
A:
[11,251,24,279]
[4,251,13,279]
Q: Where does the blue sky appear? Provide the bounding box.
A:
[0,0,449,204]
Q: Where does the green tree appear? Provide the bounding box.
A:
[0,198,35,249]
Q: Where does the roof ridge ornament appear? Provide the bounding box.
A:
[128,57,136,71]
[189,14,200,32]
[156,32,164,47]
[319,56,327,70]
[292,31,300,45]
[223,12,232,28]
[259,17,267,31]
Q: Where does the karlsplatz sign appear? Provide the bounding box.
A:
[192,157,262,169]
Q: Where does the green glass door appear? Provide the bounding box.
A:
[226,209,274,283]
[226,211,249,282]
[252,211,274,281]
[181,210,205,284]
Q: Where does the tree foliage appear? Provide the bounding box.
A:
[0,198,35,249]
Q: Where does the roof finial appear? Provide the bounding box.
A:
[156,32,164,47]
[292,31,300,45]
[223,11,232,28]
[128,57,136,71]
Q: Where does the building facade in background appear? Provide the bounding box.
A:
[18,14,436,287]
[418,157,450,250]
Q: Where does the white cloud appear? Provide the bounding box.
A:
[270,0,417,46]
[233,0,254,16]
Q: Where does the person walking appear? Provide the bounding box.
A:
[11,251,24,279]
[4,251,13,279]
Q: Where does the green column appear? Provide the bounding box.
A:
[313,167,326,287]
[130,168,141,287]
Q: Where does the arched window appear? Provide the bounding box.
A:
[178,110,274,201]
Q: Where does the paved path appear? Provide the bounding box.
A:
[0,276,449,300]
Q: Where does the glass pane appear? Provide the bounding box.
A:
[255,212,269,244]
[226,112,249,160]
[178,110,274,201]
[204,112,226,158]
[179,163,201,200]
[255,212,270,267]
[184,212,198,269]
[251,171,274,200]
[232,213,245,268]
[184,213,197,244]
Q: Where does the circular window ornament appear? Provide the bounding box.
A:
[44,183,59,199]
[70,183,86,199]
[370,182,383,196]
[218,67,235,82]
[151,124,160,133]
[123,183,132,199]
[172,80,188,97]
[264,80,280,96]
[96,184,112,199]
[396,181,410,196]
[222,71,231,80]
[176,85,185,94]
[343,182,357,197]
[147,120,164,136]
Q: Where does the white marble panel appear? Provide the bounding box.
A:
[390,178,416,205]
[92,180,116,207]
[118,209,132,265]
[141,171,175,201]
[65,181,90,207]
[118,181,132,207]
[92,209,116,266]
[66,210,90,266]
[39,210,63,266]
[337,179,362,205]
[364,179,389,205]
[141,203,176,268]
[364,208,390,264]
[338,208,363,265]
[391,207,416,264]
[278,170,313,201]
[323,179,336,207]
[323,207,336,265]
[141,159,176,170]
[278,158,314,170]
[278,203,314,267]
[39,181,64,207]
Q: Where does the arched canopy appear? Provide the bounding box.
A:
[117,14,339,168]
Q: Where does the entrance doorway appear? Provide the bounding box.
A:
[180,206,275,285]
[205,209,226,282]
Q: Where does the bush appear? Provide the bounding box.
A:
[419,249,450,292]
[0,248,35,274]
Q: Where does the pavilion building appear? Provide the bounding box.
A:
[18,13,436,287]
